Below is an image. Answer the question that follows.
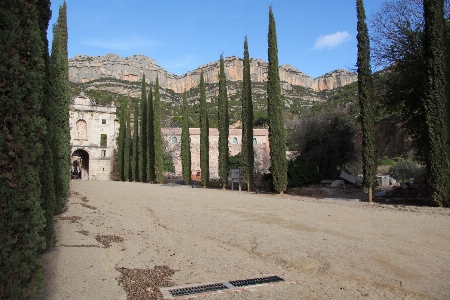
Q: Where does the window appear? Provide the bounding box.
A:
[102,119,106,124]
[100,134,107,147]
[101,150,106,157]
[171,137,177,143]
[253,138,257,144]
[232,137,238,144]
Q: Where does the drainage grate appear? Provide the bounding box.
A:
[169,283,229,297]
[161,274,285,299]
[229,275,284,287]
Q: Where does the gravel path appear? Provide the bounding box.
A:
[38,180,450,299]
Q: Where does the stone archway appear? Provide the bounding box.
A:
[71,149,89,180]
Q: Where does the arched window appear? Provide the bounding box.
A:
[253,138,257,144]
[172,137,177,143]
[232,137,238,144]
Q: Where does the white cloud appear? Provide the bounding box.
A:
[314,31,351,50]
[82,36,160,51]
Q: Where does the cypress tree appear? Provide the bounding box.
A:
[154,76,165,183]
[199,71,210,187]
[218,55,229,189]
[139,75,148,182]
[118,102,126,181]
[423,0,450,207]
[51,1,71,212]
[267,6,287,194]
[241,36,254,191]
[181,90,192,185]
[0,0,47,297]
[356,0,377,202]
[38,0,56,250]
[124,105,133,182]
[132,98,140,182]
[147,84,156,182]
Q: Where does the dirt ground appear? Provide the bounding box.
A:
[38,180,450,299]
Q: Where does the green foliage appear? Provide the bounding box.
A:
[357,0,377,195]
[241,36,254,191]
[267,6,287,193]
[218,55,229,188]
[229,152,243,170]
[51,1,71,212]
[163,150,175,173]
[118,104,126,181]
[377,156,396,166]
[199,71,210,187]
[139,75,148,182]
[181,90,192,184]
[287,156,323,188]
[154,76,165,183]
[423,0,450,206]
[389,159,425,182]
[125,111,132,182]
[38,0,56,251]
[291,111,358,179]
[0,1,48,297]
[132,99,140,182]
[147,84,156,182]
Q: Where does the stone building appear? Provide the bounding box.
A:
[69,93,118,180]
[163,128,270,179]
[69,93,270,180]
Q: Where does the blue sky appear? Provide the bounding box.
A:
[48,0,384,79]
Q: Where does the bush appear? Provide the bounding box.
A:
[287,156,323,188]
[289,111,358,179]
[389,159,425,182]
[378,156,396,166]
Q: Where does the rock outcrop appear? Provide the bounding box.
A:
[69,54,357,93]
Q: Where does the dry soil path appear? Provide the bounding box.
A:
[38,180,450,299]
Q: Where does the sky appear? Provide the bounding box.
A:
[48,0,385,79]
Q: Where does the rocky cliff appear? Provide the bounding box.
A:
[69,54,357,93]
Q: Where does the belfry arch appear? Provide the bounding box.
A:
[71,149,89,180]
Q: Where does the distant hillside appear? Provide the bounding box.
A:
[68,54,358,127]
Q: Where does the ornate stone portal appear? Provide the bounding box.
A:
[69,93,118,180]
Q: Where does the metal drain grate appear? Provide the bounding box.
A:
[229,275,284,287]
[169,283,229,297]
[161,274,285,299]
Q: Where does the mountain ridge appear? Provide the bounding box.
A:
[69,54,357,93]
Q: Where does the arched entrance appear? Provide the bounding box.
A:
[71,149,89,180]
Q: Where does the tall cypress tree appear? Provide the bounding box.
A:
[147,84,156,182]
[0,0,47,297]
[51,1,71,212]
[124,105,132,182]
[154,76,165,183]
[241,36,254,192]
[423,0,450,207]
[118,102,126,182]
[132,98,140,182]
[38,0,56,250]
[139,75,148,182]
[181,90,192,185]
[199,71,210,187]
[218,55,229,189]
[356,0,376,202]
[267,6,287,194]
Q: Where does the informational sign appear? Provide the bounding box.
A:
[231,169,241,179]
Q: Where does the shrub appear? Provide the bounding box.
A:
[287,156,323,188]
[389,159,425,182]
[290,111,358,179]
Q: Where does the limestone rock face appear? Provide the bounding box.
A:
[68,54,357,92]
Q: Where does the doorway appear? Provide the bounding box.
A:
[71,149,89,180]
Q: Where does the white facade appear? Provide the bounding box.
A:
[69,93,118,180]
